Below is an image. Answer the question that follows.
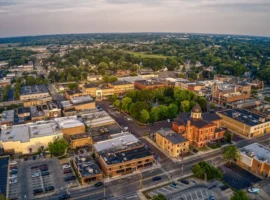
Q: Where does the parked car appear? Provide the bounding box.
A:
[62,164,71,169]
[94,182,104,187]
[152,176,162,181]
[33,188,43,195]
[220,185,229,191]
[40,166,48,171]
[9,179,18,184]
[64,175,76,182]
[63,169,72,174]
[179,179,189,185]
[45,186,55,192]
[59,193,70,199]
[10,166,17,170]
[41,171,50,176]
[9,169,18,174]
[9,174,18,179]
[32,172,40,178]
[31,165,39,169]
[248,187,260,194]
[39,164,48,167]
[10,161,18,165]
[169,182,178,188]
[209,195,215,200]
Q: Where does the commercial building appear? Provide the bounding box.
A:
[252,104,270,119]
[227,99,261,109]
[73,156,102,184]
[87,75,103,82]
[30,106,46,122]
[69,133,92,149]
[70,95,95,111]
[94,134,154,177]
[44,102,62,118]
[0,110,15,126]
[0,156,9,199]
[89,124,124,143]
[61,101,77,116]
[20,85,50,101]
[156,128,189,158]
[116,69,131,76]
[23,96,53,107]
[134,80,164,90]
[212,83,251,105]
[82,83,98,97]
[15,107,32,124]
[65,89,86,100]
[0,79,11,88]
[217,109,270,138]
[0,121,62,154]
[81,110,115,128]
[96,85,115,99]
[237,143,270,177]
[172,105,226,148]
[108,81,134,94]
[55,116,86,138]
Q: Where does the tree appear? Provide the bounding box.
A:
[230,190,249,200]
[103,75,109,82]
[68,83,78,90]
[223,145,240,165]
[224,131,232,143]
[113,100,121,109]
[139,109,150,123]
[167,103,178,118]
[108,94,118,102]
[181,100,190,112]
[153,194,167,200]
[196,97,207,112]
[192,161,223,181]
[109,76,118,83]
[150,107,160,122]
[121,97,132,112]
[159,105,168,120]
[48,138,69,156]
[210,102,215,110]
[0,194,8,200]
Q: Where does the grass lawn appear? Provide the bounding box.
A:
[121,50,172,59]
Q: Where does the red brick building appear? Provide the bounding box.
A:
[134,80,164,90]
[172,105,226,148]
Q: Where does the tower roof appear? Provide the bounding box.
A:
[192,104,202,113]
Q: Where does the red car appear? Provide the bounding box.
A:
[63,169,72,174]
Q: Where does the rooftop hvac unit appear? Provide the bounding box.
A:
[123,157,127,161]
[81,157,86,162]
[259,118,265,123]
[88,168,93,173]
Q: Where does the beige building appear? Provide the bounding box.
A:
[20,85,50,101]
[0,121,62,154]
[108,81,134,94]
[156,128,189,158]
[217,109,270,138]
[237,143,270,177]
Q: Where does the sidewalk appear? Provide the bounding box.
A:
[103,162,161,183]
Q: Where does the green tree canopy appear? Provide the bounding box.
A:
[139,109,150,123]
[181,100,190,112]
[68,83,78,90]
[153,194,167,200]
[121,97,132,112]
[192,161,223,181]
[113,100,121,109]
[223,145,240,165]
[150,106,160,122]
[48,138,69,156]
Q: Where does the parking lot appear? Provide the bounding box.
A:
[14,157,73,200]
[8,160,20,200]
[220,163,261,190]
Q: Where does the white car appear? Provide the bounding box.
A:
[62,164,71,169]
[10,161,18,165]
[9,174,18,179]
[248,187,260,194]
[9,179,18,184]
[31,172,40,178]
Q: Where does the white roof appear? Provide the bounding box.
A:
[241,143,270,165]
[54,116,85,129]
[94,134,138,152]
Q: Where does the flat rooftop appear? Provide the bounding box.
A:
[20,85,49,95]
[30,106,45,118]
[89,124,123,143]
[135,80,163,85]
[0,121,61,143]
[157,128,187,144]
[218,109,269,126]
[66,89,83,95]
[74,156,101,178]
[94,133,140,153]
[101,146,152,165]
[54,116,85,129]
[70,95,94,105]
[109,80,132,85]
[84,83,99,88]
[0,156,9,198]
[118,76,145,83]
[1,110,14,123]
[241,143,270,165]
[61,101,74,108]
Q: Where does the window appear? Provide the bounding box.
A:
[145,159,149,162]
[137,161,142,164]
[126,164,131,167]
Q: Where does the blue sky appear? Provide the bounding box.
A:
[0,0,269,37]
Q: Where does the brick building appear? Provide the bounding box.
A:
[108,81,134,94]
[134,80,164,90]
[172,105,226,148]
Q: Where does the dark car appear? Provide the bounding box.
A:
[94,182,104,187]
[41,171,50,176]
[10,169,18,174]
[39,164,48,167]
[180,179,189,185]
[152,176,162,181]
[33,188,43,195]
[63,169,72,174]
[10,166,18,170]
[40,166,48,171]
[64,175,76,182]
[59,193,70,200]
[220,185,229,191]
[31,165,39,169]
[45,186,55,192]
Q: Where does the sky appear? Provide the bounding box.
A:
[0,0,269,37]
